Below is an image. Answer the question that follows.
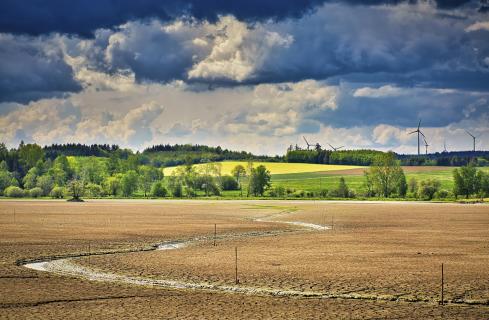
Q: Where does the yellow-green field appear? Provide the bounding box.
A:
[163,161,363,176]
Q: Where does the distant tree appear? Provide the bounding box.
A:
[398,173,408,197]
[199,162,222,196]
[367,152,406,198]
[22,167,39,189]
[479,171,489,198]
[18,143,44,170]
[174,162,199,197]
[139,165,162,197]
[67,179,85,200]
[51,155,72,185]
[248,165,271,196]
[80,157,107,185]
[231,165,246,196]
[0,168,18,195]
[151,181,167,197]
[167,176,183,197]
[221,175,239,191]
[86,183,104,197]
[50,186,65,199]
[453,165,480,199]
[246,161,254,197]
[408,177,418,197]
[121,170,139,197]
[363,170,374,197]
[329,177,352,198]
[29,187,43,198]
[36,175,54,196]
[103,175,122,196]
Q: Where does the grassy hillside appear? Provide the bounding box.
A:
[163,161,363,176]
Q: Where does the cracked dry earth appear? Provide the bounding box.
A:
[1,200,489,319]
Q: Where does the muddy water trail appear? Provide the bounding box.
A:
[20,211,487,307]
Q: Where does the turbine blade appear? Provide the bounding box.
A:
[408,131,417,135]
[465,130,475,138]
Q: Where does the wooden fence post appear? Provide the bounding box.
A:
[441,263,444,305]
[235,247,239,284]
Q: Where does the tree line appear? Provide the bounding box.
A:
[1,142,488,201]
[286,149,489,167]
[0,142,274,199]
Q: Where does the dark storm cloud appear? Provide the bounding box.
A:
[0,0,327,37]
[0,35,81,103]
[0,0,484,37]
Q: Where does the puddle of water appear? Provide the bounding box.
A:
[156,242,187,251]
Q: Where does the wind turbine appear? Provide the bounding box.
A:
[423,136,429,155]
[328,143,344,151]
[408,119,425,156]
[303,136,313,150]
[465,130,480,152]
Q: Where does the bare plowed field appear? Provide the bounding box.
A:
[1,200,488,319]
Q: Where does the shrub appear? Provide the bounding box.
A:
[408,177,418,197]
[50,187,65,199]
[29,187,43,198]
[418,179,441,200]
[275,185,286,197]
[86,183,104,197]
[168,178,183,197]
[36,175,54,196]
[221,175,239,191]
[267,186,286,197]
[434,189,450,199]
[329,177,352,198]
[4,186,25,198]
[292,190,305,198]
[151,181,167,197]
[319,189,328,198]
[305,191,315,198]
[172,183,183,197]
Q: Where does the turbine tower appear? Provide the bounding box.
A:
[465,130,479,152]
[423,136,429,155]
[408,120,425,156]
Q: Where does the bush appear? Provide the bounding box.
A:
[4,186,25,198]
[292,190,305,198]
[266,186,286,197]
[172,183,183,197]
[329,177,350,198]
[151,181,167,197]
[29,187,43,198]
[221,175,238,191]
[50,187,65,199]
[418,179,441,200]
[275,185,286,197]
[319,189,328,198]
[434,189,450,199]
[86,183,104,197]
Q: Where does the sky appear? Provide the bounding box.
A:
[0,0,488,155]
